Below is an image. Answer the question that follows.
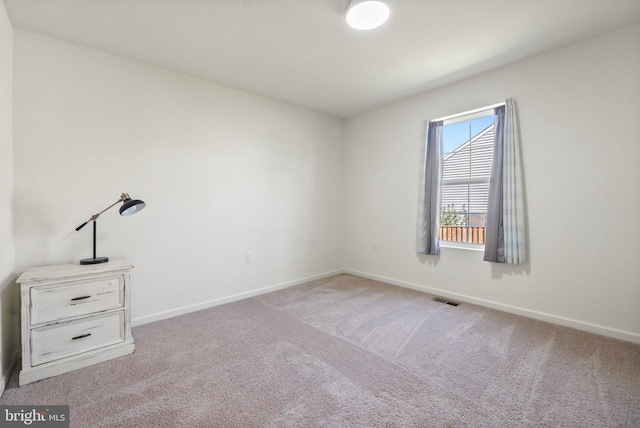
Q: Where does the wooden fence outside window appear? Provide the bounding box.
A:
[439,226,486,244]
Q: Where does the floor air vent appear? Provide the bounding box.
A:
[433,297,460,307]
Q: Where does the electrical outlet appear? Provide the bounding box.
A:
[372,242,377,251]
[246,251,253,263]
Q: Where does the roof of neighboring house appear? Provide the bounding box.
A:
[443,123,494,180]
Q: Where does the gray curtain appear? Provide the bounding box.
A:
[484,106,505,262]
[416,120,443,255]
[484,98,526,264]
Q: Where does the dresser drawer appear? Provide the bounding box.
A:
[31,311,126,366]
[30,275,124,325]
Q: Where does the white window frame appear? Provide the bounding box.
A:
[435,104,502,250]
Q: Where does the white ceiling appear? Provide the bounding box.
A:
[4,0,640,118]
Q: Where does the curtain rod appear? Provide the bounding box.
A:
[431,102,505,123]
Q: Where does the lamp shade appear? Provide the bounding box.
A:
[346,0,390,30]
[119,198,146,216]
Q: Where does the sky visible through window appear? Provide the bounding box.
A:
[443,115,494,156]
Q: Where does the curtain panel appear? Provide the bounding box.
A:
[416,120,443,255]
[484,98,527,264]
[484,106,505,262]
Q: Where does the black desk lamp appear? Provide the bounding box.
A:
[75,193,146,265]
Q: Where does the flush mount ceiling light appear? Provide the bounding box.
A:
[346,0,390,30]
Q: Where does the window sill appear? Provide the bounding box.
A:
[440,242,485,252]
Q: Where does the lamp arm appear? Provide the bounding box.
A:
[75,193,128,231]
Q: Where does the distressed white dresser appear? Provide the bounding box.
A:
[17,258,135,385]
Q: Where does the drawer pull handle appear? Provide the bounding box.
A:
[71,296,91,301]
[72,333,91,340]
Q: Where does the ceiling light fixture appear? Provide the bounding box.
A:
[346,0,390,30]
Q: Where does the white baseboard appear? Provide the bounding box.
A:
[344,269,640,345]
[0,349,20,397]
[132,269,345,327]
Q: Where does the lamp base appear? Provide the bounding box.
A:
[80,257,109,265]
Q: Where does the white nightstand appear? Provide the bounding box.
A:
[17,258,135,385]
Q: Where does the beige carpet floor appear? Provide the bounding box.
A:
[2,274,639,427]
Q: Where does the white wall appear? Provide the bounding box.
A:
[0,0,17,393]
[13,30,344,324]
[344,24,640,342]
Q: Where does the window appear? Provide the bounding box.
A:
[440,110,495,246]
[417,99,524,261]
